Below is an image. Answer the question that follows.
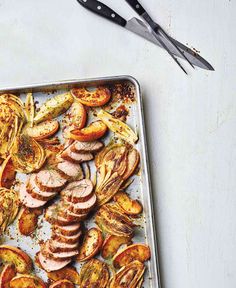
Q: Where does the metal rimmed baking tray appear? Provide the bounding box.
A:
[0,75,161,288]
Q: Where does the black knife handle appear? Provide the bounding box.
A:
[77,0,127,27]
[125,0,145,16]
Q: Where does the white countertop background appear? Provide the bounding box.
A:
[0,1,235,287]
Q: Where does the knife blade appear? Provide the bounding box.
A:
[126,17,214,70]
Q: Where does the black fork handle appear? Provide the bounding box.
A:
[125,0,145,16]
[77,0,127,27]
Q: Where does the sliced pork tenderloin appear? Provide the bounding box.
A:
[56,160,84,181]
[27,174,57,201]
[36,170,67,192]
[61,148,93,164]
[61,179,94,203]
[41,241,78,261]
[38,252,71,272]
[57,204,87,223]
[52,230,82,244]
[19,183,47,208]
[45,204,72,226]
[52,223,81,236]
[49,239,79,253]
[65,194,97,214]
[71,141,103,153]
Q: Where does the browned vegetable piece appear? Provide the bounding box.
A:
[0,246,32,273]
[95,144,140,206]
[0,94,25,159]
[38,137,61,146]
[0,264,16,288]
[0,156,16,189]
[113,192,143,215]
[11,135,46,174]
[95,204,134,238]
[113,244,151,269]
[77,228,103,262]
[25,92,34,126]
[71,87,111,107]
[49,280,75,288]
[109,261,145,288]
[97,110,138,144]
[47,266,80,285]
[80,259,109,288]
[0,188,19,235]
[34,93,73,124]
[70,121,107,142]
[101,235,132,259]
[9,275,46,288]
[62,102,87,139]
[18,207,43,236]
[26,120,59,140]
[122,148,140,180]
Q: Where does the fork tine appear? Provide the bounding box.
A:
[159,27,195,69]
[157,36,188,74]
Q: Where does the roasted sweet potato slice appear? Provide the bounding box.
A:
[109,260,145,288]
[49,279,75,288]
[26,120,59,140]
[0,245,32,273]
[47,266,80,285]
[71,87,111,107]
[113,244,151,269]
[70,121,107,142]
[77,228,103,262]
[80,259,109,288]
[18,207,43,236]
[101,235,132,259]
[0,156,16,189]
[0,264,16,288]
[9,275,46,288]
[113,192,143,215]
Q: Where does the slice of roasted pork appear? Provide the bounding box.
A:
[65,194,97,214]
[58,205,87,223]
[45,204,72,226]
[71,141,103,153]
[36,170,67,192]
[52,223,81,236]
[52,230,81,244]
[61,148,93,164]
[56,160,84,181]
[41,241,78,260]
[27,174,57,201]
[19,183,47,208]
[61,179,94,203]
[38,252,71,272]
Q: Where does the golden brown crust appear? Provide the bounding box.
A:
[77,228,103,262]
[0,245,32,273]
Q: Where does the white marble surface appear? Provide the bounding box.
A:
[0,0,235,287]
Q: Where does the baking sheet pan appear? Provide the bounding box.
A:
[0,75,161,288]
